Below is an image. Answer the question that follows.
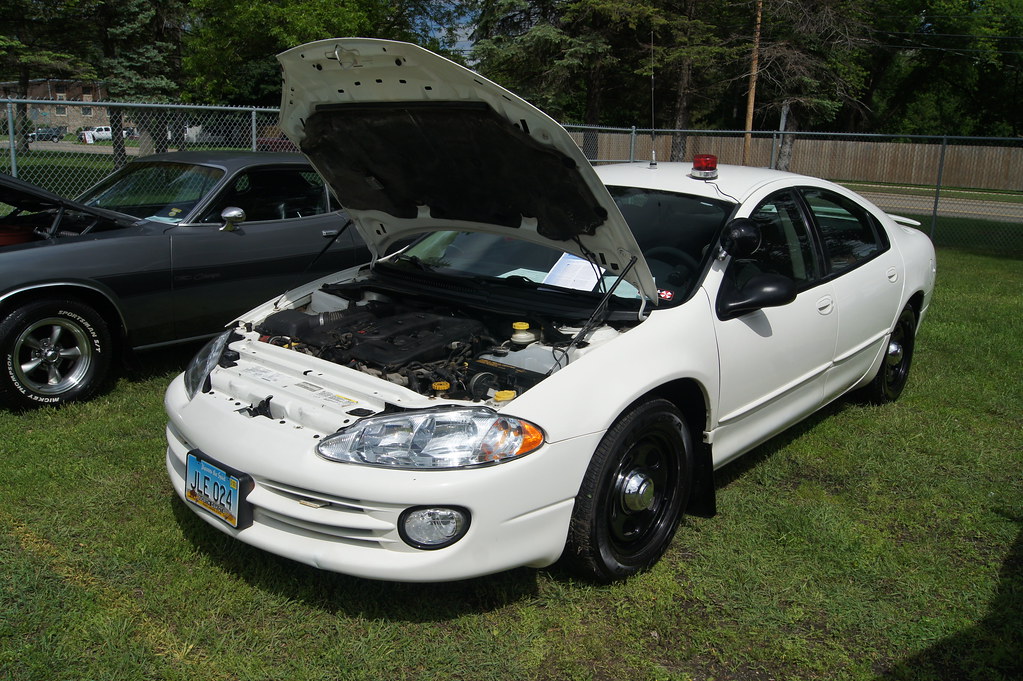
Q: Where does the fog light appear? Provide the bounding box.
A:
[399,506,470,550]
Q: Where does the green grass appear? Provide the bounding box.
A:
[916,216,1023,257]
[841,181,1023,205]
[3,146,247,197]
[3,151,118,196]
[0,249,1021,680]
[881,216,1023,258]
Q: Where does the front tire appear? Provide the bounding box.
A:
[564,399,693,582]
[861,305,917,404]
[0,299,112,409]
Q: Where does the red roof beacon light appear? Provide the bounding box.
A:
[690,154,719,180]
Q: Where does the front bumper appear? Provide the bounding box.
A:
[164,374,600,582]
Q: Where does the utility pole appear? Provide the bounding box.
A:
[742,0,763,166]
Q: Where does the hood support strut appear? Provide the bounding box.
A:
[550,256,643,376]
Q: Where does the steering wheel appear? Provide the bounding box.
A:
[644,246,699,273]
[643,246,700,290]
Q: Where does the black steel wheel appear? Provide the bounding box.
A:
[0,298,112,409]
[565,399,693,582]
[861,305,917,404]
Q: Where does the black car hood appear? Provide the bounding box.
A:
[276,38,658,304]
[0,173,137,228]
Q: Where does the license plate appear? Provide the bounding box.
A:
[185,451,252,529]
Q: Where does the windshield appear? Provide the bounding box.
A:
[78,162,224,223]
[392,187,733,303]
[397,231,640,297]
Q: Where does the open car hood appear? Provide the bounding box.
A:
[277,38,658,304]
[0,173,137,228]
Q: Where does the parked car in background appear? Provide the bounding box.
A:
[77,126,133,142]
[0,151,367,409]
[27,127,64,142]
[256,135,299,153]
[165,39,937,583]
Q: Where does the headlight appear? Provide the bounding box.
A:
[315,407,544,469]
[183,331,231,399]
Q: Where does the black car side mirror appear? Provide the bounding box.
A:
[717,273,798,320]
[219,206,246,232]
[719,218,762,258]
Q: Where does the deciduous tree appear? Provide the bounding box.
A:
[0,0,97,151]
[183,0,468,105]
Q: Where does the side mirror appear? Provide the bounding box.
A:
[219,206,246,232]
[719,218,762,258]
[717,273,798,320]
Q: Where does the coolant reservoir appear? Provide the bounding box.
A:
[510,321,537,345]
[479,343,561,374]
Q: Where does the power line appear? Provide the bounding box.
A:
[882,44,1023,56]
[881,32,1023,42]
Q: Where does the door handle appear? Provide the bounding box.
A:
[816,296,834,315]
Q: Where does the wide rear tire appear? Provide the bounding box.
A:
[0,298,112,409]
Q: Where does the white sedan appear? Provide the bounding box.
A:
[164,38,936,582]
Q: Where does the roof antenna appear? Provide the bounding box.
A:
[649,29,657,169]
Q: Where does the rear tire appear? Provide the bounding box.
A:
[0,299,112,409]
[564,399,693,582]
[861,305,916,404]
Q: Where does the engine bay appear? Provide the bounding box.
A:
[0,207,121,244]
[253,285,623,401]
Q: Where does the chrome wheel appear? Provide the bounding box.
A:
[0,298,112,409]
[13,316,92,395]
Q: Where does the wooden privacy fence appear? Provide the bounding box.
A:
[567,127,1023,193]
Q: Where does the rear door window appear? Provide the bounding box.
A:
[801,188,889,274]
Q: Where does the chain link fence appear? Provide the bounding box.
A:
[2,100,1020,255]
[2,99,288,198]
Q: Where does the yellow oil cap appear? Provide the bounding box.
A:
[512,321,530,330]
[493,390,517,402]
[432,381,451,392]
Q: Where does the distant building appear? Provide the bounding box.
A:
[1,79,113,133]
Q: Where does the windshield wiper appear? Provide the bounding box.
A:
[392,254,436,272]
[496,274,542,288]
[552,256,642,373]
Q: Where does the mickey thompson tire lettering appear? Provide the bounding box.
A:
[0,298,113,409]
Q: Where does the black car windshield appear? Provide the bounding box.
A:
[391,187,733,303]
[78,162,224,223]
